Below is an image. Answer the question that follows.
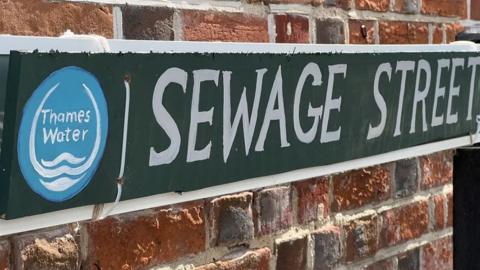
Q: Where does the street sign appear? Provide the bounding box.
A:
[1,43,479,219]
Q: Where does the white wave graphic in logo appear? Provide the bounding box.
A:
[40,174,87,192]
[40,152,86,167]
[29,83,102,192]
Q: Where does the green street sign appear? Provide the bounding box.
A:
[1,50,479,219]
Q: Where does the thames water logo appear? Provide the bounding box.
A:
[17,67,108,202]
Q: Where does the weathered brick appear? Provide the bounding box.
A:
[181,10,268,42]
[324,0,352,9]
[0,240,9,270]
[379,21,429,44]
[275,14,310,43]
[209,192,254,246]
[12,227,79,270]
[421,236,453,270]
[420,151,453,189]
[254,187,293,235]
[348,20,375,44]
[84,202,205,269]
[394,158,418,198]
[195,248,271,270]
[421,0,467,18]
[355,0,389,12]
[344,215,379,262]
[445,23,464,43]
[394,0,419,14]
[267,0,323,6]
[0,0,112,37]
[432,194,446,230]
[398,248,420,270]
[316,18,345,44]
[446,192,453,227]
[293,177,329,224]
[332,165,391,212]
[380,201,429,247]
[432,24,444,44]
[313,226,342,269]
[122,6,173,40]
[275,236,307,270]
[473,0,480,20]
[364,258,394,270]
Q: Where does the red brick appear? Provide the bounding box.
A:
[421,0,467,18]
[181,10,268,42]
[473,0,480,19]
[421,237,453,270]
[332,165,391,212]
[254,187,293,235]
[394,0,419,14]
[446,192,453,227]
[432,194,446,230]
[0,0,112,37]
[364,258,395,270]
[275,237,307,270]
[293,177,329,224]
[432,24,444,44]
[420,151,453,189]
[445,23,465,43]
[348,20,375,44]
[355,0,389,12]
[12,227,79,270]
[316,18,345,44]
[313,226,343,269]
[195,248,271,270]
[344,214,379,262]
[324,0,352,9]
[397,249,420,270]
[380,201,429,247]
[121,6,173,40]
[84,202,206,269]
[0,240,9,270]
[266,0,323,5]
[379,21,429,44]
[275,14,310,43]
[209,192,254,246]
[394,158,419,198]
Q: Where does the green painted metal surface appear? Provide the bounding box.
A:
[0,55,9,147]
[1,51,479,219]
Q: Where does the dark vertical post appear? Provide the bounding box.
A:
[454,31,480,270]
[454,149,480,269]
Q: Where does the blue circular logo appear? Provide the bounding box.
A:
[17,66,108,202]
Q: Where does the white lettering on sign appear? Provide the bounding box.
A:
[394,60,415,137]
[320,64,346,144]
[222,69,266,162]
[410,59,432,134]
[255,66,290,152]
[447,58,465,125]
[431,59,449,127]
[293,62,323,144]
[148,56,480,166]
[40,109,91,144]
[367,62,391,140]
[149,67,187,167]
[187,69,219,162]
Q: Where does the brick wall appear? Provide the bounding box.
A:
[0,0,477,269]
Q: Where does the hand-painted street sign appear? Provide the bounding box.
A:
[1,50,480,219]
